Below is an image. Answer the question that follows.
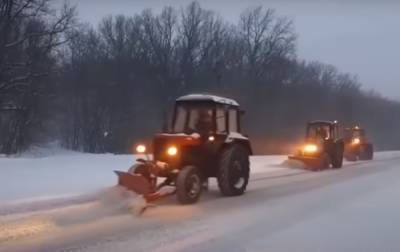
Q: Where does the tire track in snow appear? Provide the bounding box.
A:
[0,187,144,245]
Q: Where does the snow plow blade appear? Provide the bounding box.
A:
[288,155,325,170]
[114,170,154,195]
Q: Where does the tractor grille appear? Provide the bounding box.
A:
[153,137,169,162]
[153,137,199,168]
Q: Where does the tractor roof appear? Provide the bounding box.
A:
[176,94,239,106]
[308,120,338,126]
[345,126,364,131]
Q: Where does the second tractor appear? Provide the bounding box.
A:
[289,120,344,170]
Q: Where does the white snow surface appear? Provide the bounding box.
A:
[0,151,287,204]
[1,150,400,251]
[0,151,136,204]
[176,94,239,106]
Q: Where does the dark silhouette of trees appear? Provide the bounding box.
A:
[0,0,75,154]
[1,1,400,154]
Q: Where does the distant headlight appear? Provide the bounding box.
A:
[136,144,146,153]
[352,138,361,145]
[303,144,318,153]
[166,146,178,156]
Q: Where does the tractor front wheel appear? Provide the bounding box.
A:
[176,166,202,204]
[218,145,250,196]
[331,150,343,169]
[359,144,374,160]
[367,145,374,160]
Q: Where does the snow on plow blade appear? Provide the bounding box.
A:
[114,170,154,195]
[288,155,325,170]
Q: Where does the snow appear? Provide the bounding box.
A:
[0,151,287,204]
[1,150,400,251]
[225,132,249,142]
[0,151,135,204]
[176,94,239,106]
[158,132,201,138]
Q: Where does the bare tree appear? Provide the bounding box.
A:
[0,0,76,154]
[239,6,296,78]
[3,1,400,154]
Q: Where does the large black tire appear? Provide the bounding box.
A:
[217,145,250,196]
[359,144,374,160]
[176,166,202,204]
[331,146,343,169]
[319,153,330,170]
[367,145,374,160]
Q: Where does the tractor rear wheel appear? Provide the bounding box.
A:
[331,147,343,169]
[176,166,202,204]
[218,145,250,196]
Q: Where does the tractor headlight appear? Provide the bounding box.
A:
[136,144,146,153]
[303,144,318,153]
[352,138,360,145]
[166,146,178,156]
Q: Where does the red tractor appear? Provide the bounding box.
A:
[344,126,374,161]
[115,94,252,205]
[289,120,344,170]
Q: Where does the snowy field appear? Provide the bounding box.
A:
[1,150,400,251]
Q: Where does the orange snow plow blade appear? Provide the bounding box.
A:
[115,170,176,205]
[288,155,325,170]
[114,170,154,195]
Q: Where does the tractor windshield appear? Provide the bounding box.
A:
[345,129,365,139]
[307,124,331,140]
[173,102,214,135]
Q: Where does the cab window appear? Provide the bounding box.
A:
[229,109,238,132]
[216,106,226,133]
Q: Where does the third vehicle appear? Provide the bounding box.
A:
[344,126,374,161]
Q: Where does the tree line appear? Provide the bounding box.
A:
[1,0,399,155]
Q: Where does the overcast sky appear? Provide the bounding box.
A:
[63,0,400,100]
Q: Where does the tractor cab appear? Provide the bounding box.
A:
[306,121,340,143]
[152,95,251,171]
[289,120,344,170]
[172,96,241,136]
[171,95,243,140]
[344,126,373,161]
[115,94,252,207]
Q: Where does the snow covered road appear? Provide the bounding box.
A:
[1,151,400,251]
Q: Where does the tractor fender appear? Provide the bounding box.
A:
[334,139,345,153]
[223,136,253,156]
